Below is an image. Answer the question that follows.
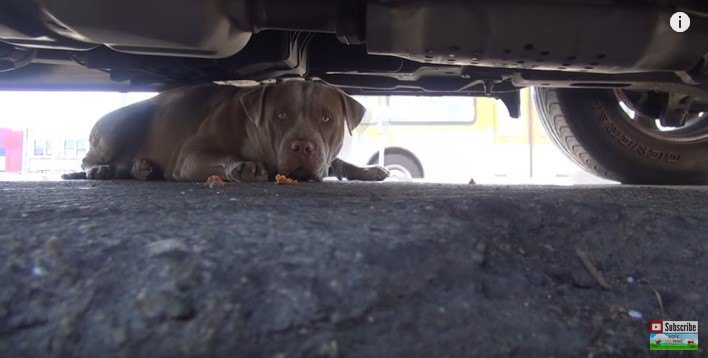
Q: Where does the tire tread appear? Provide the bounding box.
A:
[534,88,615,181]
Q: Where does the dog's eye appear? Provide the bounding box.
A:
[321,114,331,123]
[277,112,287,120]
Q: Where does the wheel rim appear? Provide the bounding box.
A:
[385,164,413,180]
[613,89,708,143]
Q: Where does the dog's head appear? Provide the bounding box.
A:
[240,81,366,181]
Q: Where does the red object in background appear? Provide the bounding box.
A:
[0,128,24,172]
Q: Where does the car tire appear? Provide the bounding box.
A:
[533,88,708,184]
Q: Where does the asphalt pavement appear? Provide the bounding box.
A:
[0,180,706,357]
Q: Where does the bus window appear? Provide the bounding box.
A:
[386,96,475,124]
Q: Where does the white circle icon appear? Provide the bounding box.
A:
[670,12,690,32]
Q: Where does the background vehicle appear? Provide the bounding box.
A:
[1,0,707,183]
[342,89,607,184]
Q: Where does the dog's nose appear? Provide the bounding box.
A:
[290,139,315,155]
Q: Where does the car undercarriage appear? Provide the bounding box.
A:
[1,1,706,114]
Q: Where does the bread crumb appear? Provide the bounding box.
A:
[275,174,298,185]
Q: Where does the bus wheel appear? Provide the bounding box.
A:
[384,164,413,180]
[368,149,424,179]
[534,88,708,184]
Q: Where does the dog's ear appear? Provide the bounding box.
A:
[240,86,269,127]
[340,93,366,135]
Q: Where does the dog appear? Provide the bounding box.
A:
[62,81,389,182]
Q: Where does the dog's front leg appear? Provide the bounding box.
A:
[173,152,268,182]
[172,140,268,182]
[176,155,270,183]
[329,158,389,181]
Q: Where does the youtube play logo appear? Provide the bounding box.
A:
[650,321,663,333]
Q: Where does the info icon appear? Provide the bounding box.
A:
[650,321,663,333]
[670,12,690,32]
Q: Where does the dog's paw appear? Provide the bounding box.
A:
[86,165,115,180]
[351,165,390,181]
[225,161,269,182]
[132,159,159,181]
[61,171,87,180]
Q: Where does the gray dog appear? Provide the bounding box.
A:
[63,81,389,182]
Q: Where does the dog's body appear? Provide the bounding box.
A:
[64,81,388,182]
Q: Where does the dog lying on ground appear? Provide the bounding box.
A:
[62,81,389,182]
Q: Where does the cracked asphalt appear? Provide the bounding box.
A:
[0,180,706,357]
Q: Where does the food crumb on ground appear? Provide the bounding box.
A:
[205,175,226,189]
[275,174,298,185]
